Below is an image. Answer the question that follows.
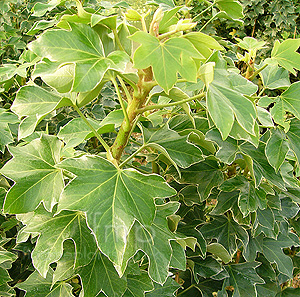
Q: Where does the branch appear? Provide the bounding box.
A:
[137,92,205,114]
[249,63,268,81]
[117,75,133,104]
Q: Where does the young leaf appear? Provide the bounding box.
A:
[216,0,244,20]
[224,262,264,297]
[29,23,129,93]
[271,39,300,75]
[0,135,64,214]
[260,64,290,90]
[129,31,202,93]
[57,156,176,270]
[17,206,97,278]
[280,81,300,120]
[287,118,300,164]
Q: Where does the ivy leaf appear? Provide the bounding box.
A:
[57,155,176,270]
[265,129,289,172]
[29,23,129,93]
[121,202,185,284]
[276,288,300,296]
[0,108,19,153]
[124,272,154,297]
[224,262,264,297]
[206,128,239,164]
[129,31,202,93]
[77,250,127,297]
[240,142,286,190]
[207,80,257,140]
[169,159,223,201]
[262,233,295,278]
[270,100,290,131]
[260,64,290,90]
[145,277,180,297]
[200,215,249,256]
[0,248,17,265]
[17,268,74,297]
[0,267,12,287]
[17,205,97,278]
[11,85,71,139]
[0,135,64,214]
[287,118,300,164]
[141,124,203,169]
[193,256,223,280]
[257,107,274,128]
[271,39,300,75]
[280,81,300,119]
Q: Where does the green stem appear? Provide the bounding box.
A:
[258,87,266,97]
[137,92,205,113]
[73,104,110,154]
[113,29,125,52]
[141,16,148,32]
[192,1,215,21]
[177,284,196,296]
[62,170,74,179]
[117,75,133,104]
[199,13,220,31]
[117,73,138,92]
[111,77,130,130]
[119,144,148,168]
[158,29,178,40]
[249,63,268,81]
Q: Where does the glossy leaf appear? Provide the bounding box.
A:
[17,206,97,278]
[57,155,176,270]
[142,124,203,169]
[29,23,129,93]
[287,118,300,164]
[130,31,202,93]
[11,85,71,139]
[260,64,290,90]
[280,81,300,120]
[124,272,154,297]
[0,108,18,153]
[145,277,180,297]
[1,135,64,214]
[271,39,300,75]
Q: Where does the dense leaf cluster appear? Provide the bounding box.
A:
[1,0,300,297]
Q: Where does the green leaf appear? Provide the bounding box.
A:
[206,243,232,264]
[237,37,266,51]
[206,128,239,164]
[18,268,73,297]
[244,233,263,262]
[124,272,154,297]
[0,248,17,265]
[0,135,64,214]
[193,256,223,280]
[17,205,97,278]
[0,108,19,153]
[270,100,290,131]
[224,262,264,297]
[257,282,280,296]
[280,81,300,120]
[257,107,274,128]
[271,39,300,75]
[207,80,257,140]
[200,215,249,256]
[170,240,186,271]
[198,62,215,88]
[0,267,12,287]
[53,240,75,284]
[287,118,300,164]
[263,233,295,278]
[57,156,176,270]
[11,85,71,139]
[145,277,180,297]
[240,142,286,190]
[260,64,290,90]
[265,129,289,172]
[121,202,185,284]
[77,250,127,297]
[183,32,223,60]
[129,31,202,93]
[276,288,300,296]
[29,23,129,93]
[142,124,203,169]
[216,0,244,20]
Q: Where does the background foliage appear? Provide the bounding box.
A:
[1,0,300,297]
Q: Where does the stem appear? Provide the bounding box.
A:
[119,144,148,168]
[177,284,196,296]
[111,76,130,130]
[258,87,266,97]
[192,2,215,21]
[113,29,125,52]
[249,64,268,81]
[158,29,178,40]
[73,104,110,154]
[117,73,138,92]
[199,13,219,31]
[117,75,133,104]
[141,16,148,32]
[137,92,205,114]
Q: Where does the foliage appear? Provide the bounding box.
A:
[1,0,300,296]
